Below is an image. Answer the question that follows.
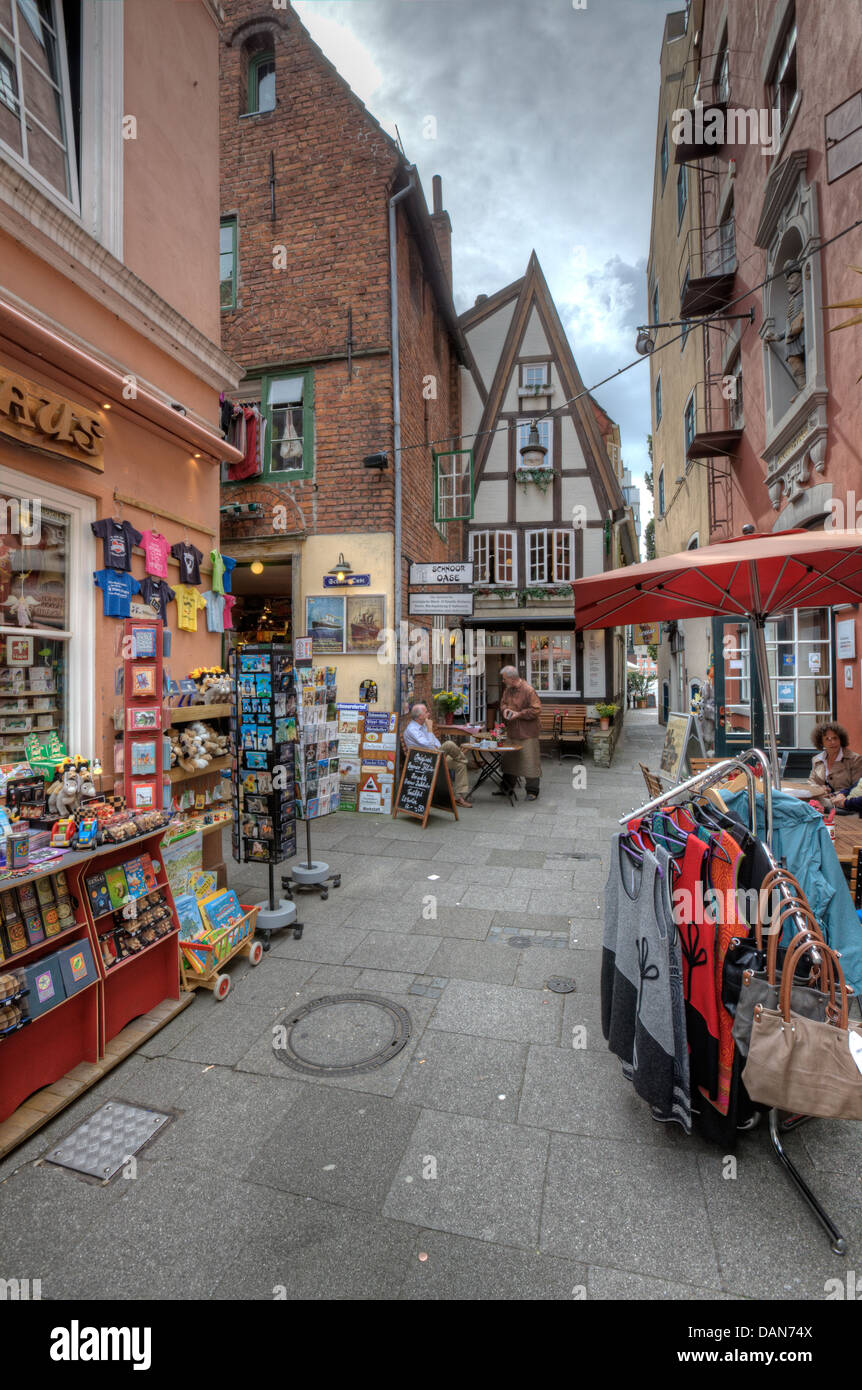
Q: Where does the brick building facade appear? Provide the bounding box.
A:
[218,0,465,711]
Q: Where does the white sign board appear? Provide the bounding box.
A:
[583,629,605,698]
[409,592,474,617]
[837,619,856,660]
[409,562,474,586]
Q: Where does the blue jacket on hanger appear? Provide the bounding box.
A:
[724,788,862,994]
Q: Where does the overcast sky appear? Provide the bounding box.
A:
[295,0,681,540]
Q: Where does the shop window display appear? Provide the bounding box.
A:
[0,504,69,764]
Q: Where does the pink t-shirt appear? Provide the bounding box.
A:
[222,594,237,630]
[141,530,169,579]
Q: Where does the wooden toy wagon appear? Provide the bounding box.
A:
[179,903,262,1001]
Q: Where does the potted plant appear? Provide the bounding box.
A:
[434,689,464,725]
[627,671,651,708]
[595,701,618,731]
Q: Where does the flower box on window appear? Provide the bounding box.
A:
[516,467,554,493]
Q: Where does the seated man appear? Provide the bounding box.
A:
[403,703,472,808]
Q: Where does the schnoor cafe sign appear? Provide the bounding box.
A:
[0,364,105,471]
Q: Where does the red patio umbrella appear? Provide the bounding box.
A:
[573,529,862,783]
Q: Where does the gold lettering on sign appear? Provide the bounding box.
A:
[0,365,105,471]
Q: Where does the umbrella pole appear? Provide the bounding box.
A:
[752,616,781,787]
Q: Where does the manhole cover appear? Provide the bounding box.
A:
[507,936,533,949]
[273,993,412,1076]
[546,977,577,994]
[45,1102,171,1180]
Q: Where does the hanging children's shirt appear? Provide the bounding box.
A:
[222,593,237,630]
[94,569,140,618]
[140,530,170,579]
[91,519,142,572]
[139,576,175,624]
[209,551,226,595]
[170,541,204,586]
[221,556,236,593]
[174,584,207,632]
[202,590,225,633]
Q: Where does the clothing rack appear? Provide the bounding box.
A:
[621,746,847,1255]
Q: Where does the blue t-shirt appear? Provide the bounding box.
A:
[221,556,237,593]
[202,590,224,633]
[94,569,140,618]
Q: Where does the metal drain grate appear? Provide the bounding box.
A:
[45,1101,172,1181]
[273,993,412,1076]
[545,977,577,994]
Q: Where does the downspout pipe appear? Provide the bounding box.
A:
[389,167,416,718]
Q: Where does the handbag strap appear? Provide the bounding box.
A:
[768,901,825,983]
[780,936,847,1029]
[756,868,807,951]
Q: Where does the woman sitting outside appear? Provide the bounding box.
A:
[805,721,862,811]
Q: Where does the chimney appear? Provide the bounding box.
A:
[430,173,453,290]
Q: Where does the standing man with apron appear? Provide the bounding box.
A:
[497,665,543,801]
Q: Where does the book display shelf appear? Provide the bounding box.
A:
[0,827,189,1158]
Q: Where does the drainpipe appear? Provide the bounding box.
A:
[389,167,416,717]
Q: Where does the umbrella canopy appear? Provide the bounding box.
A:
[573,530,862,631]
[574,529,862,784]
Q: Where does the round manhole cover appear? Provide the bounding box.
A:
[545,977,577,994]
[272,994,412,1076]
[507,936,533,949]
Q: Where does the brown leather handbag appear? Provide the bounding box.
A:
[732,899,832,1056]
[742,938,862,1120]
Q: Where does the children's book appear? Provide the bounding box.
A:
[199,888,243,934]
[140,854,158,891]
[85,871,111,916]
[173,892,206,941]
[104,865,130,910]
[124,857,147,897]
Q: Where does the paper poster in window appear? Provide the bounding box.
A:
[583,629,605,698]
[306,596,344,653]
[6,635,34,666]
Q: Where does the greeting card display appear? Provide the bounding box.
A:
[131,666,156,698]
[228,643,297,866]
[122,619,166,812]
[295,667,340,819]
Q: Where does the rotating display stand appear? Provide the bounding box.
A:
[228,643,301,943]
[283,665,342,901]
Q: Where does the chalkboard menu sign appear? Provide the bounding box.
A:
[392,749,458,826]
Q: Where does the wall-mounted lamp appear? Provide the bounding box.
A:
[519,419,548,470]
[250,561,264,575]
[363,452,388,470]
[327,553,353,583]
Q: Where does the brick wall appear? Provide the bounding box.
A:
[219,0,465,712]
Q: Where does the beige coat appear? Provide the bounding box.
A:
[500,678,542,780]
[804,747,862,807]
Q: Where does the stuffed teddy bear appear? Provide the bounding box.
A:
[48,767,81,817]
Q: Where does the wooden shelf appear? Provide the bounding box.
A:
[167,703,231,724]
[0,689,57,698]
[103,926,179,976]
[168,755,231,783]
[3,922,85,966]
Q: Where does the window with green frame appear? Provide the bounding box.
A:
[248,52,275,114]
[259,372,314,479]
[434,449,473,522]
[220,217,237,311]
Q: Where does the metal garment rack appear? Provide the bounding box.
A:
[621,747,847,1255]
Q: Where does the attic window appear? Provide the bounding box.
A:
[248,51,275,113]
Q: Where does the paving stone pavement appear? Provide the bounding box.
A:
[1,710,858,1300]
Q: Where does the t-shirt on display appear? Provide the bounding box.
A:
[141,530,170,579]
[170,541,204,586]
[94,569,141,618]
[91,519,142,572]
[202,590,225,633]
[139,576,175,624]
[174,584,207,632]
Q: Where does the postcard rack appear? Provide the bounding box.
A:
[621,746,848,1256]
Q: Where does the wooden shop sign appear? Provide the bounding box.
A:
[0,364,105,471]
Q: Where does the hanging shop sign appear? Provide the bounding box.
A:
[323,574,370,588]
[633,621,661,646]
[408,592,473,617]
[0,365,105,471]
[409,562,474,586]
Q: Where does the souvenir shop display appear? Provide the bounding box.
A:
[283,666,342,900]
[0,824,186,1155]
[606,748,862,1255]
[0,658,63,765]
[121,619,167,814]
[228,643,301,941]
